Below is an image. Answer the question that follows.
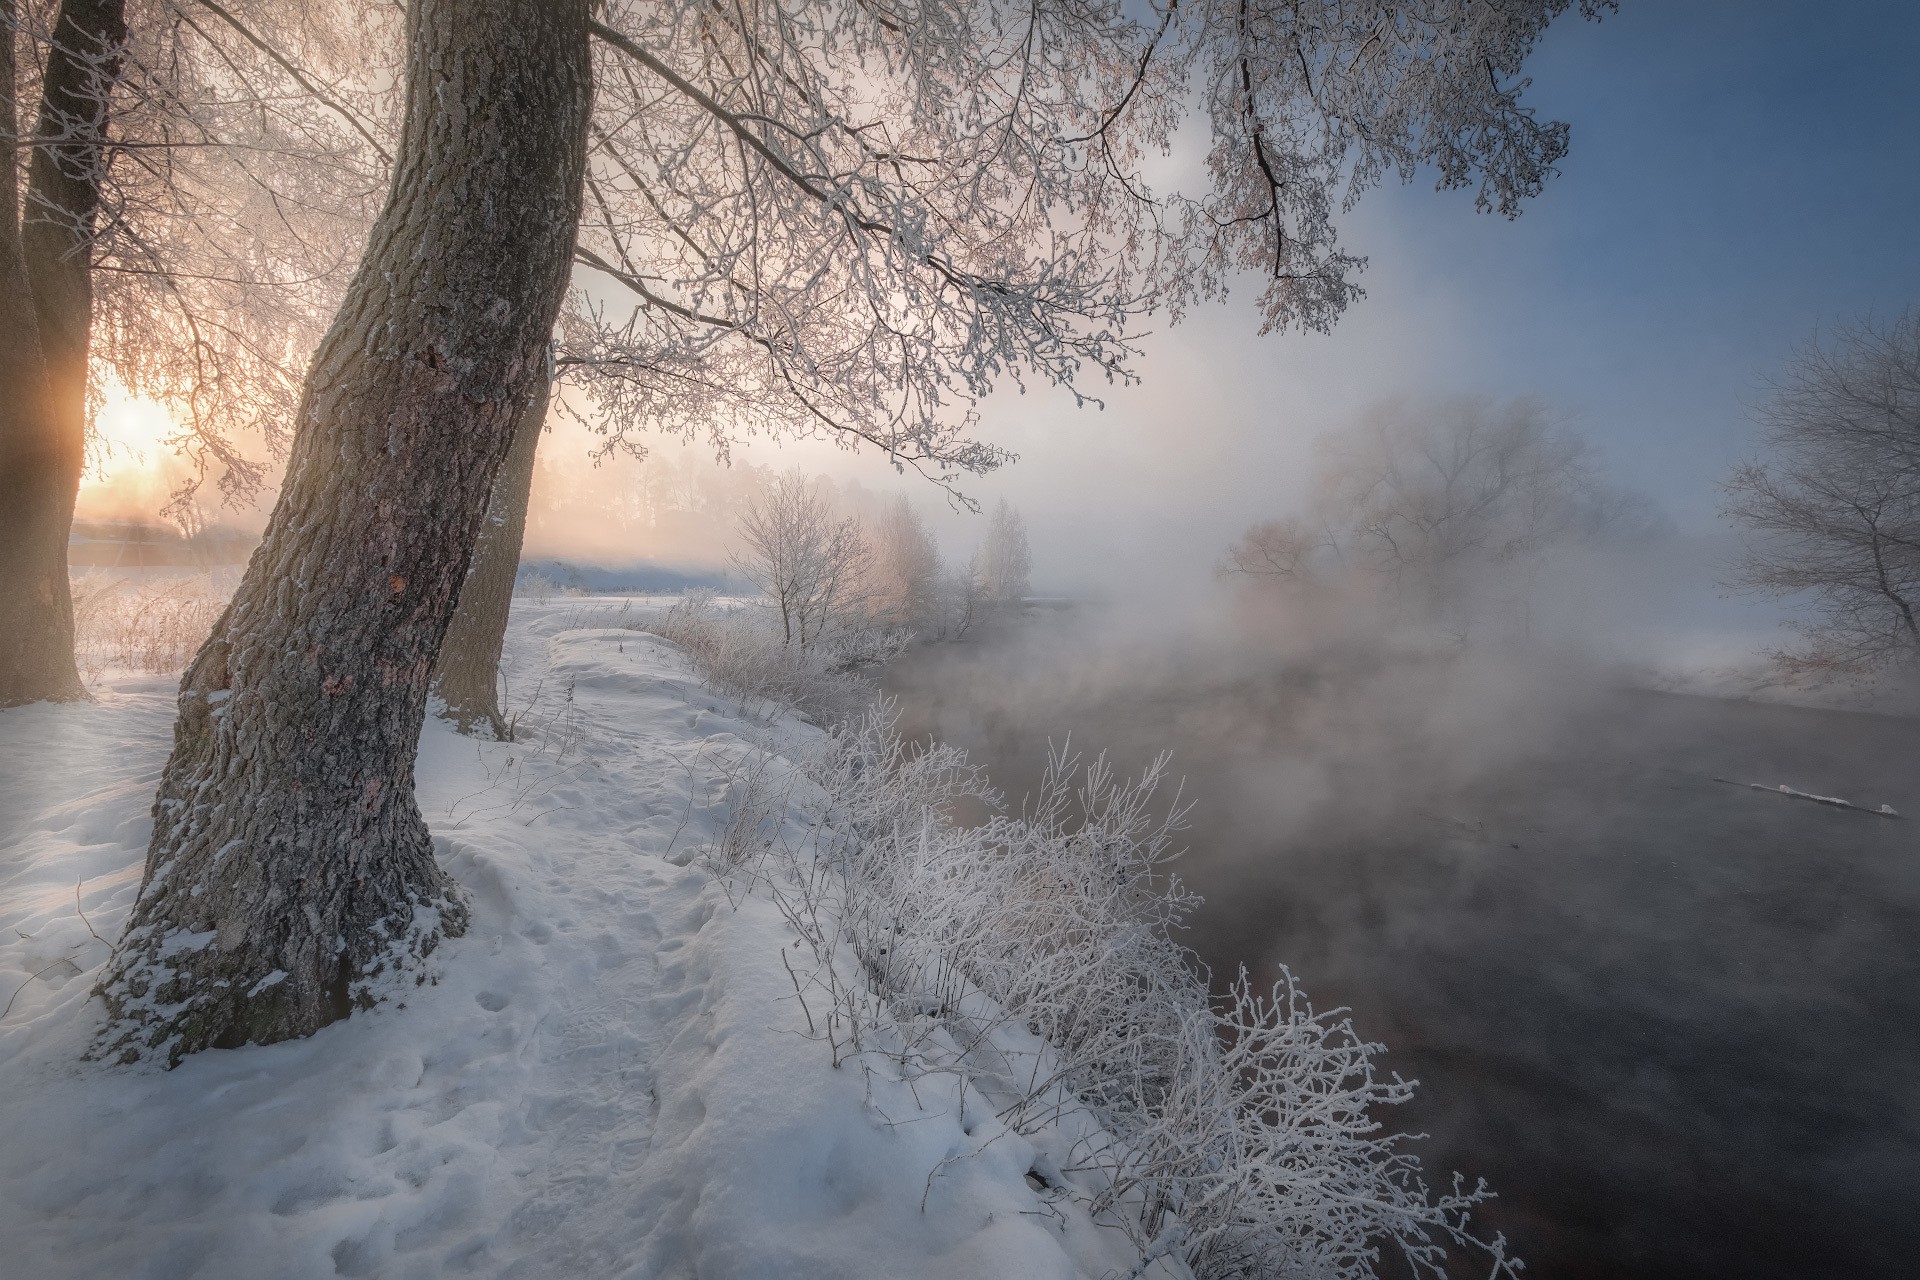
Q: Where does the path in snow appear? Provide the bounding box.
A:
[1,610,1166,1280]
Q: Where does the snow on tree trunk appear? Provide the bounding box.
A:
[94,0,592,1067]
[0,0,124,707]
[432,376,551,739]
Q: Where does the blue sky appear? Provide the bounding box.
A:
[1361,0,1920,521]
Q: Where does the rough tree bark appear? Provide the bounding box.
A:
[0,0,125,706]
[431,374,551,739]
[0,14,60,704]
[0,5,58,705]
[94,0,592,1066]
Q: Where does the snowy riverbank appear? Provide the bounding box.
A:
[0,613,1175,1279]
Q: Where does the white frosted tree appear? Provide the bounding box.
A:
[1230,399,1633,595]
[732,471,870,649]
[1,0,397,705]
[975,498,1033,609]
[865,496,942,628]
[1726,312,1920,672]
[1325,397,1603,602]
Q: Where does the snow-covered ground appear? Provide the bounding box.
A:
[1635,653,1920,717]
[0,606,1172,1279]
[1626,628,1920,717]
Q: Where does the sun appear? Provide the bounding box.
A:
[75,383,190,525]
[90,384,178,477]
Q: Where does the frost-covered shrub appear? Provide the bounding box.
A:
[71,574,229,679]
[514,567,559,601]
[644,589,904,724]
[713,705,1517,1280]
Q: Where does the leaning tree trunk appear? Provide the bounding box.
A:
[94,0,592,1067]
[431,375,551,739]
[0,0,124,706]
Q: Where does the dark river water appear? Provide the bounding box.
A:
[880,618,1920,1280]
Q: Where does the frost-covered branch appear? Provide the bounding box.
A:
[564,0,1598,476]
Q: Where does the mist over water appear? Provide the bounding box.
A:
[881,603,1920,1280]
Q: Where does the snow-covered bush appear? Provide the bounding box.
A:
[707,703,1518,1280]
[643,590,905,724]
[514,567,559,601]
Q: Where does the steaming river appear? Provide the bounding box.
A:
[880,620,1920,1280]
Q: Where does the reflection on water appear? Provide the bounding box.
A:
[882,618,1920,1280]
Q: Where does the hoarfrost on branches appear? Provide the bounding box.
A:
[567,0,1605,485]
[1725,311,1920,672]
[10,0,401,508]
[40,0,1600,502]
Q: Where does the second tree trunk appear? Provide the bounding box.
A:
[0,0,127,706]
[433,377,551,739]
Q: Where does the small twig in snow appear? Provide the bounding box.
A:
[3,960,81,1020]
[75,881,109,947]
